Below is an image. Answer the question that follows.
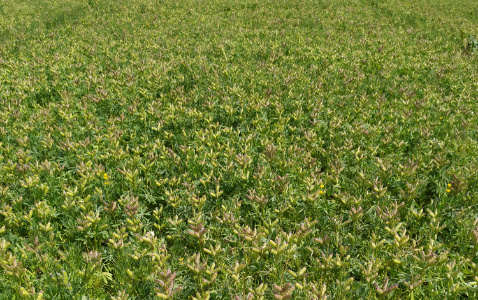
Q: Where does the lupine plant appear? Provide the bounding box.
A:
[0,0,478,298]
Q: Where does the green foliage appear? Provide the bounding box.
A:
[464,35,478,55]
[0,0,478,298]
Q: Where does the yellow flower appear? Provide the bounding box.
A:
[447,183,451,188]
[446,189,451,193]
[103,173,109,180]
[319,190,325,195]
[320,184,325,189]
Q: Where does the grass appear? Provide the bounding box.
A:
[1,0,478,298]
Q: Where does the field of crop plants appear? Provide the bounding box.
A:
[1,0,478,298]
